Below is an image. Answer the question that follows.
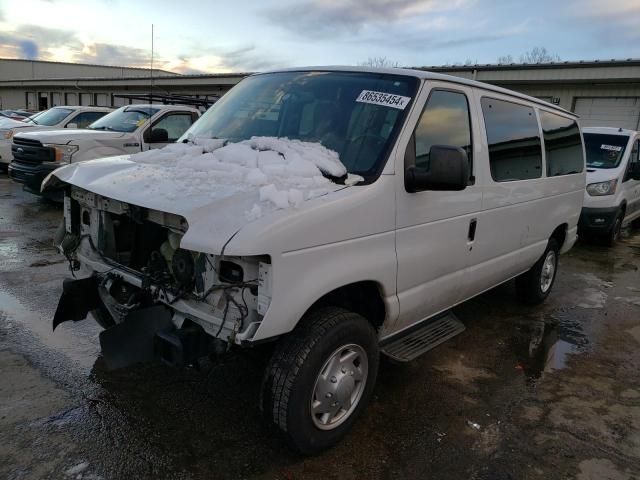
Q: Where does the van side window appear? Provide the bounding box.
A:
[414,90,472,176]
[481,97,543,182]
[540,111,583,176]
[624,139,639,182]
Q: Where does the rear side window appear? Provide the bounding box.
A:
[481,97,542,182]
[539,111,583,176]
[414,90,472,175]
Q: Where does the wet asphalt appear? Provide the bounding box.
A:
[0,174,639,480]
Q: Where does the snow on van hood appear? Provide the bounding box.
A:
[45,137,361,253]
[17,128,129,143]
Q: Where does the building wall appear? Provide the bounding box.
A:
[502,83,640,112]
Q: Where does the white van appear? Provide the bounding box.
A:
[0,106,112,168]
[579,127,640,245]
[43,67,585,454]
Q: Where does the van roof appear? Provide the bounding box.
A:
[257,66,575,117]
[582,126,637,136]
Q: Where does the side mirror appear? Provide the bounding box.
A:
[148,128,169,143]
[405,145,470,192]
[66,123,78,129]
[631,161,640,181]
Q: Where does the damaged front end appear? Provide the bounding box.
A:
[54,186,272,369]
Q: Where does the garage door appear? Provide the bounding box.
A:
[573,97,640,130]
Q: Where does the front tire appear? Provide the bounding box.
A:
[516,239,559,305]
[261,307,379,455]
[604,211,623,247]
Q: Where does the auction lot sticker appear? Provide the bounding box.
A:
[601,144,622,151]
[356,90,411,110]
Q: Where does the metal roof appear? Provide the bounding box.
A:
[421,58,640,71]
[0,57,177,75]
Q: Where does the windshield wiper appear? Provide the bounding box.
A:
[319,170,348,185]
[90,126,115,131]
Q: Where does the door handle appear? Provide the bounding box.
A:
[468,218,477,242]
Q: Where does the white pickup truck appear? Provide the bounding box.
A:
[9,104,200,196]
[0,106,112,169]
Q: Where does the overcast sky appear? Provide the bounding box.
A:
[0,0,639,74]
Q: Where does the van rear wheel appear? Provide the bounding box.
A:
[261,307,378,455]
[516,239,559,305]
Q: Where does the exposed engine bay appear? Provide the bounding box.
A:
[54,186,272,368]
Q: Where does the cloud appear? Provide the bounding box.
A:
[381,18,528,53]
[262,0,468,38]
[75,43,150,67]
[566,0,640,43]
[169,43,286,74]
[0,24,82,61]
[18,39,38,59]
[215,44,285,71]
[0,20,280,73]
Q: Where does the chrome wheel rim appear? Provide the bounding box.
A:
[540,250,556,293]
[310,344,368,430]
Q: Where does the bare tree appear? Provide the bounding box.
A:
[519,47,561,64]
[496,47,560,65]
[360,56,400,68]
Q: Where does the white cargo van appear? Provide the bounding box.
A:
[0,106,112,168]
[579,127,640,245]
[43,67,585,454]
[9,104,200,197]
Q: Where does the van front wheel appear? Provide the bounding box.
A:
[261,307,378,455]
[516,239,559,305]
[604,211,623,247]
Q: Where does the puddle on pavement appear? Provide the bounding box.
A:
[0,288,100,372]
[627,236,640,256]
[511,311,589,383]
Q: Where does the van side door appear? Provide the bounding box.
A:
[394,83,482,333]
[463,92,549,297]
[142,111,199,150]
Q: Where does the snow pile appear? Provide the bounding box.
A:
[127,136,360,219]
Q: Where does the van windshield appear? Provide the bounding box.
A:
[180,71,419,179]
[28,108,73,126]
[88,106,160,133]
[584,133,629,169]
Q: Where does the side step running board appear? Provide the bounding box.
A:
[381,311,465,362]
